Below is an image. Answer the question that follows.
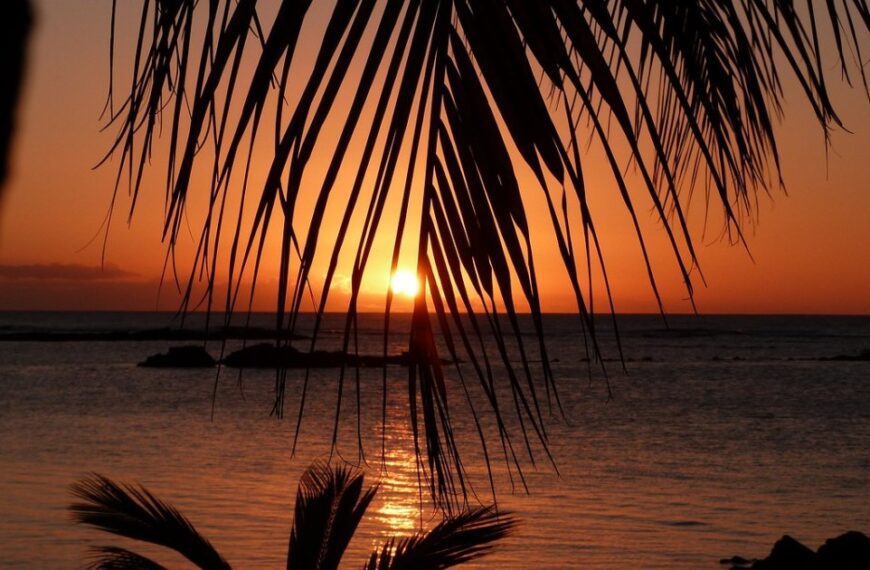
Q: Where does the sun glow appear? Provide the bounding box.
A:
[390,270,420,298]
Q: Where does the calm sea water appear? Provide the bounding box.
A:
[0,312,868,568]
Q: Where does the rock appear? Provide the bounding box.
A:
[751,535,817,569]
[221,343,307,368]
[719,555,752,567]
[816,531,870,569]
[221,343,366,368]
[138,345,216,368]
[220,344,451,369]
[728,531,870,569]
[821,349,870,362]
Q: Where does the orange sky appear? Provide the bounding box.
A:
[0,1,868,314]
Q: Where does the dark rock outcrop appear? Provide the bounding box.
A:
[725,531,870,569]
[720,556,753,567]
[822,349,870,362]
[138,345,216,368]
[221,344,328,368]
[220,343,451,369]
[752,535,817,569]
[816,531,870,569]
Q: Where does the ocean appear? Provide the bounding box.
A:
[0,312,868,568]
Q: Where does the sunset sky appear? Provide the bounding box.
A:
[0,0,868,314]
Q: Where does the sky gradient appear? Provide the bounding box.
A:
[1,0,868,314]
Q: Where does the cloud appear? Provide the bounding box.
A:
[0,262,136,281]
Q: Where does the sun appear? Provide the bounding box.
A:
[390,269,420,298]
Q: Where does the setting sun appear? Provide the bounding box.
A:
[390,269,420,298]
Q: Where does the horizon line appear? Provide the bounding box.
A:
[1,309,869,318]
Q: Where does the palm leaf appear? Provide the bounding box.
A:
[365,506,516,569]
[84,546,169,570]
[69,474,231,570]
[0,0,32,196]
[287,461,378,570]
[102,0,870,506]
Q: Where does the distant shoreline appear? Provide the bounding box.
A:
[0,327,306,342]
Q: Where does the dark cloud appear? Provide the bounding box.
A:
[0,262,136,281]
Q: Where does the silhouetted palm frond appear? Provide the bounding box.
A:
[85,546,169,570]
[72,464,513,569]
[365,506,516,570]
[70,474,231,570]
[287,462,377,570]
[0,0,32,198]
[102,0,870,505]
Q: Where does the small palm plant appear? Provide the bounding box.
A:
[69,462,516,569]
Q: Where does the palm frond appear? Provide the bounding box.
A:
[69,474,231,570]
[0,0,32,195]
[103,0,870,507]
[365,506,516,569]
[287,461,378,570]
[85,546,169,570]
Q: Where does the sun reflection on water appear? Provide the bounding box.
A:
[369,404,426,539]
